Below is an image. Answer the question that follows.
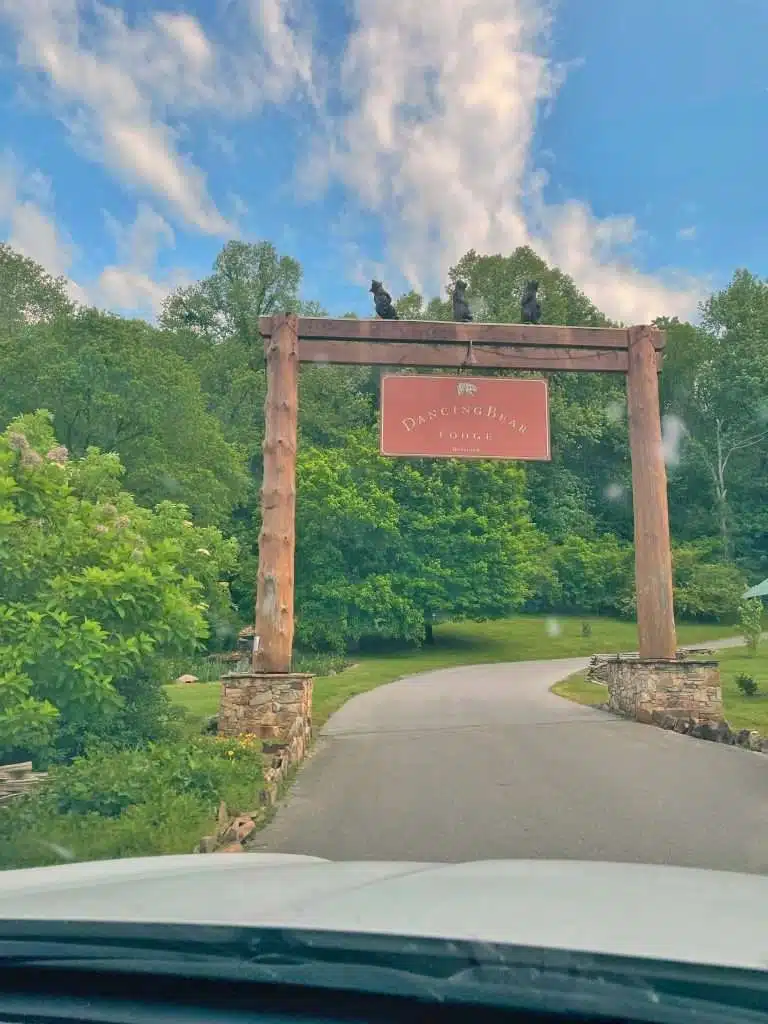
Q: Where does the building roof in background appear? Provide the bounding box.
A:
[742,578,768,599]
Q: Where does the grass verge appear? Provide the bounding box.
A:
[551,644,768,734]
[168,614,741,732]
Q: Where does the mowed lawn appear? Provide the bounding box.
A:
[167,614,741,732]
[552,644,768,734]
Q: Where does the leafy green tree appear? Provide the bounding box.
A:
[160,240,302,349]
[660,274,768,562]
[448,246,610,328]
[294,431,544,650]
[160,242,379,620]
[542,534,634,616]
[0,307,248,525]
[0,412,238,763]
[672,543,746,620]
[441,247,633,545]
[0,243,73,340]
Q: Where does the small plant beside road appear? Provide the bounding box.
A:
[735,673,759,697]
[738,598,763,655]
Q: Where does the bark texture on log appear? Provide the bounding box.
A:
[254,313,299,673]
[627,325,677,660]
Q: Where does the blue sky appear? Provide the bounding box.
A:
[0,0,765,324]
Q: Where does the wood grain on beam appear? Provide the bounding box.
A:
[260,316,666,352]
[297,340,629,372]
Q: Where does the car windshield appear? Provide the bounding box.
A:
[0,0,766,979]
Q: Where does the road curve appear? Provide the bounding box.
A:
[251,647,768,873]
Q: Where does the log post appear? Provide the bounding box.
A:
[626,325,677,659]
[254,313,299,673]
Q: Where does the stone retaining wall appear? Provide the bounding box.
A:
[649,711,767,753]
[588,656,723,723]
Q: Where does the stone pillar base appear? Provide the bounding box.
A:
[218,672,313,742]
[217,673,314,805]
[587,656,722,723]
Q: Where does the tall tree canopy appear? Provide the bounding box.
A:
[1,239,764,655]
[0,308,248,525]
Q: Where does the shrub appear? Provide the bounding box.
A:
[544,534,634,616]
[0,737,263,869]
[0,412,239,764]
[673,546,746,621]
[735,673,759,697]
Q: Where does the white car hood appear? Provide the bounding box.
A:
[0,855,765,972]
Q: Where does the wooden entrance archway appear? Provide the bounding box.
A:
[253,314,675,672]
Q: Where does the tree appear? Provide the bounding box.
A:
[448,246,610,328]
[0,412,238,763]
[293,431,545,651]
[0,243,73,340]
[0,307,249,525]
[159,242,380,619]
[160,240,302,350]
[440,247,633,545]
[660,273,768,562]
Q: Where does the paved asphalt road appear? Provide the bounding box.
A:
[252,642,768,873]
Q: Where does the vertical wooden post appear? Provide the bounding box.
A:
[254,313,299,673]
[626,325,677,659]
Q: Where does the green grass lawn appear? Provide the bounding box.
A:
[168,614,741,732]
[552,644,768,734]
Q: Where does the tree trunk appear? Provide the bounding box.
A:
[424,621,435,645]
[714,419,733,561]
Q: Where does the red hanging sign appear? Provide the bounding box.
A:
[380,374,550,461]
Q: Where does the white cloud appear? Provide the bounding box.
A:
[0,151,190,317]
[0,151,84,301]
[9,201,76,279]
[154,13,213,68]
[105,202,175,269]
[308,0,706,323]
[0,0,711,325]
[0,0,318,236]
[677,225,697,241]
[250,0,319,104]
[97,265,175,317]
[97,202,190,318]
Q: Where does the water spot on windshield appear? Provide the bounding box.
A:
[661,414,686,467]
[604,482,625,501]
[605,399,625,424]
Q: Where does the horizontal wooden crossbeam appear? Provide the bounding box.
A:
[298,340,629,372]
[259,316,666,351]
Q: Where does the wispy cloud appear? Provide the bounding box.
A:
[0,0,710,325]
[0,151,85,301]
[677,225,697,241]
[97,203,190,318]
[0,0,318,236]
[305,0,706,323]
[0,151,188,318]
